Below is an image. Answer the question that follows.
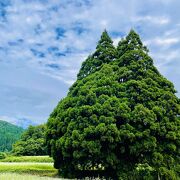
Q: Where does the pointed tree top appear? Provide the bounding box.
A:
[126,29,143,47]
[77,30,116,79]
[94,29,116,62]
[98,30,113,45]
[117,29,148,57]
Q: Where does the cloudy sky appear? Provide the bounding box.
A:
[0,0,180,126]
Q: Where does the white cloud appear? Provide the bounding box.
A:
[113,37,122,47]
[134,15,170,25]
[145,37,179,46]
[0,0,180,125]
[153,50,179,65]
[0,116,17,125]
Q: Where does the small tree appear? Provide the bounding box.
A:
[13,124,47,156]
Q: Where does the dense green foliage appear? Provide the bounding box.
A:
[0,120,24,152]
[0,152,6,160]
[12,124,47,156]
[46,30,180,179]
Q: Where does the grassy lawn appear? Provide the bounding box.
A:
[0,162,58,177]
[0,173,64,180]
[0,156,59,177]
[0,155,53,162]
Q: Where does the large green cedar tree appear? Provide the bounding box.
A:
[46,30,180,179]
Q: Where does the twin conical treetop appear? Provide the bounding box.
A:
[46,30,180,179]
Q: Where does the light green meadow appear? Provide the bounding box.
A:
[0,155,53,163]
[0,173,63,180]
[0,162,58,177]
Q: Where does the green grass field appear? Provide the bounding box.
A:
[0,162,57,176]
[0,156,59,178]
[0,173,64,180]
[0,155,53,162]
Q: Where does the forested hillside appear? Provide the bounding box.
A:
[0,120,24,152]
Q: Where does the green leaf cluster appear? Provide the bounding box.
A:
[0,152,7,159]
[46,30,180,179]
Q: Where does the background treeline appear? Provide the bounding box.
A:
[12,124,47,156]
[0,120,48,156]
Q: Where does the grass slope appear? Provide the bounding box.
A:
[0,120,24,151]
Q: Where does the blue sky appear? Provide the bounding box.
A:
[0,0,180,126]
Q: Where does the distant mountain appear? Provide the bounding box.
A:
[14,118,38,129]
[4,118,38,129]
[0,120,24,152]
